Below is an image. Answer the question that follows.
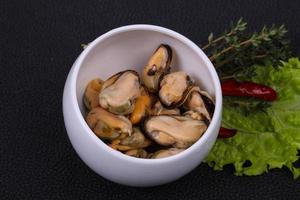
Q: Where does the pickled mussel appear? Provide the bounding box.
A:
[158,71,194,108]
[83,78,103,110]
[86,107,132,140]
[142,44,172,93]
[144,115,207,148]
[99,70,141,115]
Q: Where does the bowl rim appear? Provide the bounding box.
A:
[69,24,222,164]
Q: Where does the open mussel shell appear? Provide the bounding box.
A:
[144,115,207,148]
[99,70,141,115]
[83,78,103,110]
[183,87,215,122]
[158,71,195,108]
[86,107,132,140]
[142,44,172,93]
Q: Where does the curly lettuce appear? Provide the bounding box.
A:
[205,58,300,178]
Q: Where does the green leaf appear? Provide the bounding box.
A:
[205,58,300,178]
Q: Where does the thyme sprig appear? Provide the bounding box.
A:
[202,18,291,81]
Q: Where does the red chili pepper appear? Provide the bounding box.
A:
[221,79,277,101]
[218,127,237,138]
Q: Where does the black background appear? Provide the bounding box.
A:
[1,0,300,199]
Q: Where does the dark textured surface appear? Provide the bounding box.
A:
[1,0,300,199]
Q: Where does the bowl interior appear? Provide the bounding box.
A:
[76,28,216,116]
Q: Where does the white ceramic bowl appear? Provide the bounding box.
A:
[63,25,222,187]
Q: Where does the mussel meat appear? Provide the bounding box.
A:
[99,70,141,115]
[159,71,194,108]
[151,100,180,116]
[86,107,132,140]
[129,86,152,125]
[144,115,207,148]
[142,44,172,93]
[83,78,103,110]
[125,149,148,158]
[183,87,215,122]
[151,148,184,159]
[109,128,151,151]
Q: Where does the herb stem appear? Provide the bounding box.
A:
[202,32,235,50]
[254,54,267,59]
[210,39,252,62]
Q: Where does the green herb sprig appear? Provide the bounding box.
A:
[202,18,292,81]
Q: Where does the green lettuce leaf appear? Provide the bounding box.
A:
[205,58,300,178]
